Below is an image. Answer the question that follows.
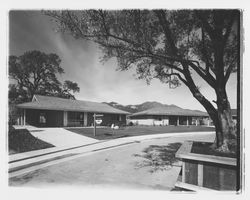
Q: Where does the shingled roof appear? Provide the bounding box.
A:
[130,106,209,117]
[17,95,130,115]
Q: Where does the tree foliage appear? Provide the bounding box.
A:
[46,10,240,151]
[46,10,238,85]
[9,50,80,103]
[58,80,80,99]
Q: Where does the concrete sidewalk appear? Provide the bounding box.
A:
[14,126,98,148]
[9,131,215,178]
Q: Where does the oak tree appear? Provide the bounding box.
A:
[9,50,80,102]
[46,10,240,152]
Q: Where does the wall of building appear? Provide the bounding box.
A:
[129,118,169,126]
[24,109,127,127]
[129,119,155,125]
[26,109,63,127]
[129,115,210,126]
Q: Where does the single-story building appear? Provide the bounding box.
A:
[128,106,211,126]
[16,95,130,127]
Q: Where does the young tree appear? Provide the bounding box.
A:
[9,50,80,101]
[46,10,240,152]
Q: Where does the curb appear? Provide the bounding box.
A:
[9,141,138,178]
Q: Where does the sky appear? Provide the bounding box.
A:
[9,10,237,111]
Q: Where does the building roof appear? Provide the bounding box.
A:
[17,95,130,115]
[130,106,209,117]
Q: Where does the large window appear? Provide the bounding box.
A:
[67,111,84,127]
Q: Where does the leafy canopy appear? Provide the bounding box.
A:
[46,10,238,88]
[9,50,80,102]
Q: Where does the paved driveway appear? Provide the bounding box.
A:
[10,133,215,190]
[27,127,98,148]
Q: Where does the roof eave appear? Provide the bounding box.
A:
[17,105,130,115]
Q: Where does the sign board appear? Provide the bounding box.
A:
[95,119,102,124]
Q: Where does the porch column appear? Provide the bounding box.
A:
[186,116,189,126]
[63,111,68,127]
[207,118,210,126]
[198,164,204,186]
[23,109,26,126]
[195,118,198,126]
[177,116,179,126]
[166,117,169,126]
[84,112,88,126]
[20,114,23,126]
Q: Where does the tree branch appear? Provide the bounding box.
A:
[223,11,237,45]
[99,40,185,67]
[188,61,216,88]
[224,64,234,83]
[153,10,217,88]
[96,10,142,47]
[170,73,188,86]
[201,27,212,73]
[195,11,216,41]
[182,63,217,119]
[154,10,178,56]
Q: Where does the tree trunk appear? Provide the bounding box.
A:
[212,87,236,152]
[182,64,235,152]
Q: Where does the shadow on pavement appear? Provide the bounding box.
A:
[133,142,182,173]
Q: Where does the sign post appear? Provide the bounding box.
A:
[93,113,96,137]
[93,114,103,137]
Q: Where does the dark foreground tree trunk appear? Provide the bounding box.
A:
[182,64,236,152]
[212,88,236,152]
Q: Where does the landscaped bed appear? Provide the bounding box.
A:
[9,127,54,154]
[175,140,237,191]
[191,141,236,158]
[66,125,215,140]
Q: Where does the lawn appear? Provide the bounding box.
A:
[9,127,54,154]
[66,125,215,140]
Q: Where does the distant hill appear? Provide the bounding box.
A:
[103,101,184,114]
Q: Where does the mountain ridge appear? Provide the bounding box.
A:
[102,101,201,114]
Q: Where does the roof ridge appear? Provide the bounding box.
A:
[33,94,110,105]
[131,106,208,116]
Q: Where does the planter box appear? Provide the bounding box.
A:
[175,141,237,191]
